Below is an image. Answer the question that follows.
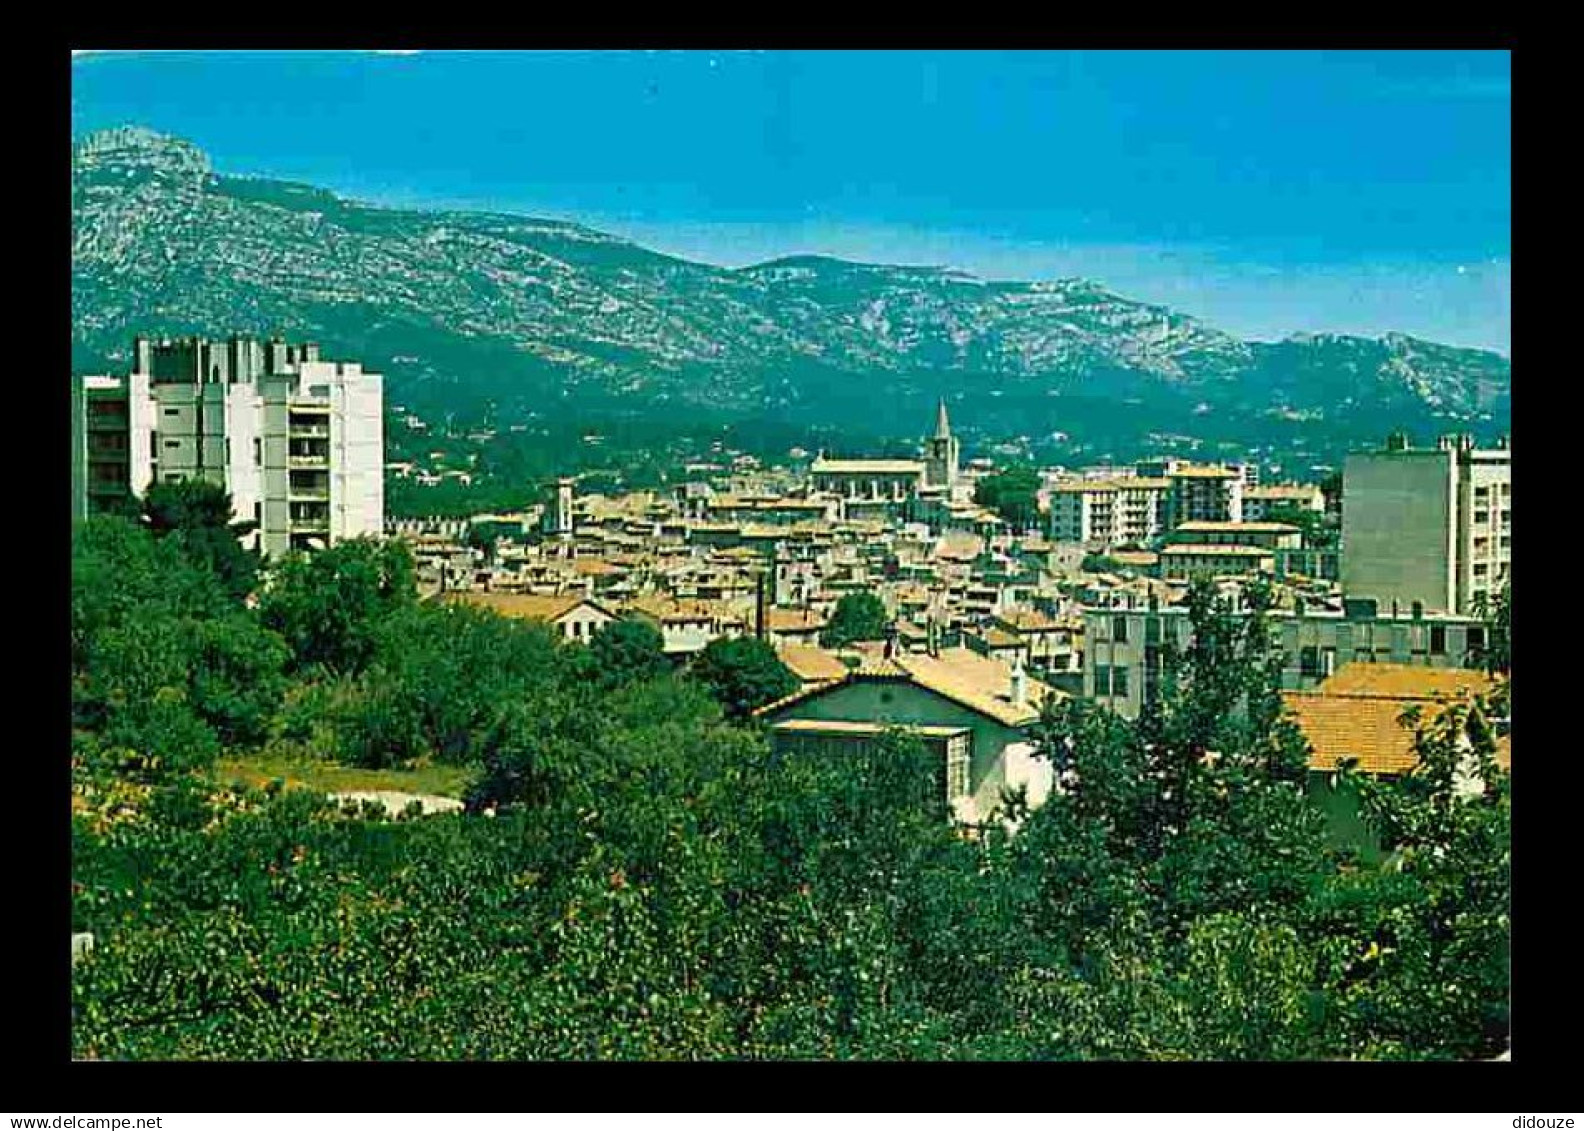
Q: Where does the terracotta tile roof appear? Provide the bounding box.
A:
[1285,692,1510,776]
[766,607,827,632]
[571,557,626,576]
[811,458,925,474]
[1316,663,1498,698]
[977,626,1024,649]
[1284,664,1510,775]
[445,591,615,624]
[776,642,850,682]
[996,609,1062,632]
[894,648,1059,727]
[1110,550,1160,567]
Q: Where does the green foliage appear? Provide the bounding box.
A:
[1315,694,1511,1058]
[688,636,799,720]
[589,618,671,690]
[73,515,288,767]
[973,465,1042,531]
[331,602,564,769]
[1263,502,1337,550]
[258,538,416,677]
[1473,580,1511,677]
[71,522,1509,1061]
[142,478,262,601]
[820,591,891,648]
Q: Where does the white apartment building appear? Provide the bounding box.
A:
[1242,483,1325,522]
[1341,432,1511,616]
[71,336,384,559]
[1047,477,1169,546]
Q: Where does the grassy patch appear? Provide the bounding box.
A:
[212,751,474,800]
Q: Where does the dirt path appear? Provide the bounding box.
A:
[326,790,464,817]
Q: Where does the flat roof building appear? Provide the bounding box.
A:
[1341,432,1510,616]
[71,336,385,558]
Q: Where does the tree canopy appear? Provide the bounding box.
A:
[820,591,891,649]
[689,635,800,721]
[141,478,262,602]
[973,466,1042,532]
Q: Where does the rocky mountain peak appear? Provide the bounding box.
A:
[73,126,212,179]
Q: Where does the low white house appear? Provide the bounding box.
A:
[756,647,1061,825]
[443,591,620,643]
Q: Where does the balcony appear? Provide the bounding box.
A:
[288,487,331,502]
[289,422,331,438]
[289,454,329,469]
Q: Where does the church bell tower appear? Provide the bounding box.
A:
[924,398,960,489]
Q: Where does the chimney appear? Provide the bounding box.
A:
[755,570,768,642]
[1009,655,1027,709]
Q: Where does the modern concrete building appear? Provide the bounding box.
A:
[1164,465,1245,529]
[71,374,134,521]
[71,335,384,558]
[1341,432,1511,616]
[1082,597,1490,721]
[1047,477,1169,546]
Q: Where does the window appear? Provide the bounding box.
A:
[164,440,180,450]
[1299,646,1320,677]
[1430,626,1447,655]
[163,407,180,417]
[946,736,970,801]
[1467,627,1486,653]
[254,437,262,467]
[1112,667,1129,698]
[1112,615,1129,643]
[1092,664,1111,696]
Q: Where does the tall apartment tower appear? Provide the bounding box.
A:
[924,398,960,489]
[70,335,384,558]
[1341,432,1511,616]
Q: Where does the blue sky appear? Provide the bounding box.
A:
[71,49,1511,353]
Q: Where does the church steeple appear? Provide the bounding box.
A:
[925,398,960,490]
[934,397,952,440]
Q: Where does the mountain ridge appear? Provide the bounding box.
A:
[72,126,1510,454]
